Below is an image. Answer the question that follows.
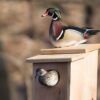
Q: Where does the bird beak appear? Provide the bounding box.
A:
[41,12,48,17]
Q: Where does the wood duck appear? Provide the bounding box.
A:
[35,68,59,87]
[42,8,100,47]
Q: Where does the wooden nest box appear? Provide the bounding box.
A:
[27,44,100,100]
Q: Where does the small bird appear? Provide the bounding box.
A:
[41,8,100,47]
[35,68,59,87]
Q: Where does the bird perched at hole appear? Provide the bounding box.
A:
[41,8,100,47]
[35,68,59,87]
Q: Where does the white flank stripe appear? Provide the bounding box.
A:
[56,30,63,40]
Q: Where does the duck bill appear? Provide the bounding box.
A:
[41,12,48,17]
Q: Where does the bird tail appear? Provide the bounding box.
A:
[87,29,100,35]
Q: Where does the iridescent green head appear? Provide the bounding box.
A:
[42,8,61,20]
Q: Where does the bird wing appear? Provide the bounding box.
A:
[62,26,100,38]
[82,27,93,29]
[79,27,100,35]
[62,29,84,41]
[63,26,86,33]
[50,28,85,47]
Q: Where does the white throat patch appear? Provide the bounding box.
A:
[52,17,58,21]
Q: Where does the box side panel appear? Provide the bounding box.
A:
[82,50,98,100]
[70,58,84,100]
[70,50,98,100]
[32,62,71,100]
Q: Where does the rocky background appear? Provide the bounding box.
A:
[0,0,100,100]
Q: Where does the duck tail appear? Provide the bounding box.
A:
[87,29,100,35]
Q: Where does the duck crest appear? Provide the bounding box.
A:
[49,20,63,40]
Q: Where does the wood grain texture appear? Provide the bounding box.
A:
[70,50,98,100]
[70,58,84,100]
[33,62,70,100]
[31,50,98,100]
[26,54,85,63]
[41,44,100,54]
[82,50,98,100]
[28,44,99,100]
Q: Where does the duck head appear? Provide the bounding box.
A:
[35,68,47,79]
[41,8,61,20]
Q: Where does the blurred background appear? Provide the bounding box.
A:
[0,0,100,100]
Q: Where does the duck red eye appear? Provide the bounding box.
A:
[48,12,52,16]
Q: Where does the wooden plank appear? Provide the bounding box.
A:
[41,44,100,54]
[70,57,84,100]
[33,62,70,100]
[82,50,98,100]
[70,50,98,100]
[26,54,85,63]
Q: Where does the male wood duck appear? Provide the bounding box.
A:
[42,8,100,47]
[35,68,59,87]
